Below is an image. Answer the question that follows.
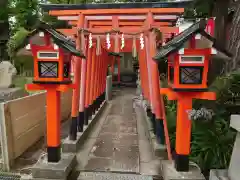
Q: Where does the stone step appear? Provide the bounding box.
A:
[77,172,153,180]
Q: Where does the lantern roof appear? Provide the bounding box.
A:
[15,21,85,58]
[108,52,123,57]
[40,1,191,11]
[154,19,232,61]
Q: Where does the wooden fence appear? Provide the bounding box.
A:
[0,90,72,171]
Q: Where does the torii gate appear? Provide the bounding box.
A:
[41,1,188,162]
[58,19,179,86]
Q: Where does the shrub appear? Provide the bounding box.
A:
[191,113,235,173]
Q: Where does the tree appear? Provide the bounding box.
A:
[0,0,10,61]
[183,0,230,47]
[184,0,215,18]
[227,0,240,72]
[12,0,39,31]
[212,0,231,47]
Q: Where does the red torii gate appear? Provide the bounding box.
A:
[58,21,178,86]
[41,1,188,163]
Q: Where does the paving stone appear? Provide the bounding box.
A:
[101,120,119,133]
[117,134,138,146]
[104,115,136,126]
[98,132,119,140]
[122,107,135,115]
[77,172,153,180]
[91,139,115,158]
[111,145,139,172]
[119,125,137,134]
[85,157,112,171]
[109,104,122,115]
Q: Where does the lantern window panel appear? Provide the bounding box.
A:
[180,56,204,64]
[37,51,59,59]
[38,61,59,78]
[179,66,203,84]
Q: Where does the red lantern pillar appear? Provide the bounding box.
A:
[26,84,75,162]
[160,89,216,171]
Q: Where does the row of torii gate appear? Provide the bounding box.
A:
[24,1,221,174]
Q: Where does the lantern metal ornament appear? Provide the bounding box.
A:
[106,33,111,49]
[89,33,93,48]
[121,33,125,49]
[140,33,144,50]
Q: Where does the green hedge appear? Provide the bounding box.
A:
[13,55,33,75]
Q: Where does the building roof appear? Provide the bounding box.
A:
[15,21,85,58]
[40,1,192,11]
[154,19,232,61]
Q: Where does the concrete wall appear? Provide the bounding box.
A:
[0,90,72,170]
[106,75,112,101]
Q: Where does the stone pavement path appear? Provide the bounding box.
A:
[84,88,139,173]
[71,87,163,180]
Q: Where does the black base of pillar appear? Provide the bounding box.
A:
[93,100,97,113]
[99,94,103,104]
[47,145,61,163]
[151,113,156,135]
[97,94,101,108]
[156,119,165,145]
[175,153,189,172]
[84,107,88,125]
[88,104,93,118]
[102,91,106,101]
[69,117,77,140]
[77,111,84,132]
[146,108,152,117]
[95,97,99,111]
[103,91,106,101]
[98,94,102,108]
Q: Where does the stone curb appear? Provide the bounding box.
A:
[139,100,167,159]
[209,169,229,180]
[62,100,108,153]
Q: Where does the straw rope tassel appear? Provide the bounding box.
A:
[132,36,137,58]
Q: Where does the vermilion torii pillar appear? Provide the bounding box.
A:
[69,14,84,140]
[146,12,165,145]
[84,42,92,125]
